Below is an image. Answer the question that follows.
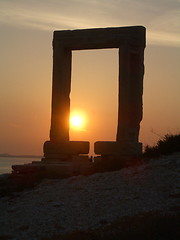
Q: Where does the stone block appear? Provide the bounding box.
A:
[44,141,89,155]
[94,141,142,156]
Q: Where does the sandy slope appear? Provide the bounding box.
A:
[0,153,179,240]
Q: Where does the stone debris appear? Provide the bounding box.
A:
[0,153,179,240]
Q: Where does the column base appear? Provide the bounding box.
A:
[94,141,142,156]
[43,140,90,161]
[93,141,142,171]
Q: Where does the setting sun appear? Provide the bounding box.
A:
[70,112,86,131]
[71,116,82,127]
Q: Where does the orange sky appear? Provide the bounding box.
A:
[0,0,180,155]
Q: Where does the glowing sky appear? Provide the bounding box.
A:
[0,0,180,155]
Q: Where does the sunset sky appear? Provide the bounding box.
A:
[0,0,180,155]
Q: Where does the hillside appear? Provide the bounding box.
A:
[0,153,179,240]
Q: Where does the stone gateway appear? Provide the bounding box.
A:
[43,26,146,164]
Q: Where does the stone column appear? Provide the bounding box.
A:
[94,43,144,157]
[116,45,130,142]
[50,45,72,142]
[116,44,144,146]
[43,40,89,160]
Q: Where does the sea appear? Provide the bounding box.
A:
[0,157,41,175]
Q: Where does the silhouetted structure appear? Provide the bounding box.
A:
[43,26,146,162]
[12,26,146,178]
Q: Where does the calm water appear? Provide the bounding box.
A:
[0,157,41,175]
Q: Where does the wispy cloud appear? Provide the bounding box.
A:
[0,3,86,30]
[148,30,180,47]
[0,0,180,46]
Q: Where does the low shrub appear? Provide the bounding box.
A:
[143,133,180,158]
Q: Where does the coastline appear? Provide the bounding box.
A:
[0,154,42,158]
[0,156,42,175]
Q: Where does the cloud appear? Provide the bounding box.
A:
[0,3,84,30]
[0,0,180,46]
[0,0,105,30]
[147,8,180,46]
[149,9,180,34]
[148,30,180,47]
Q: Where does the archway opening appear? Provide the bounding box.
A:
[70,49,118,156]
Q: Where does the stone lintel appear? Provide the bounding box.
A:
[53,26,146,50]
[94,141,142,156]
[44,141,89,155]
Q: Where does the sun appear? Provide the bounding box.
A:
[70,112,86,130]
[71,115,82,127]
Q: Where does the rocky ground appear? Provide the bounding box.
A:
[0,153,180,240]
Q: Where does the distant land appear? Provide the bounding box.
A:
[0,153,42,158]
